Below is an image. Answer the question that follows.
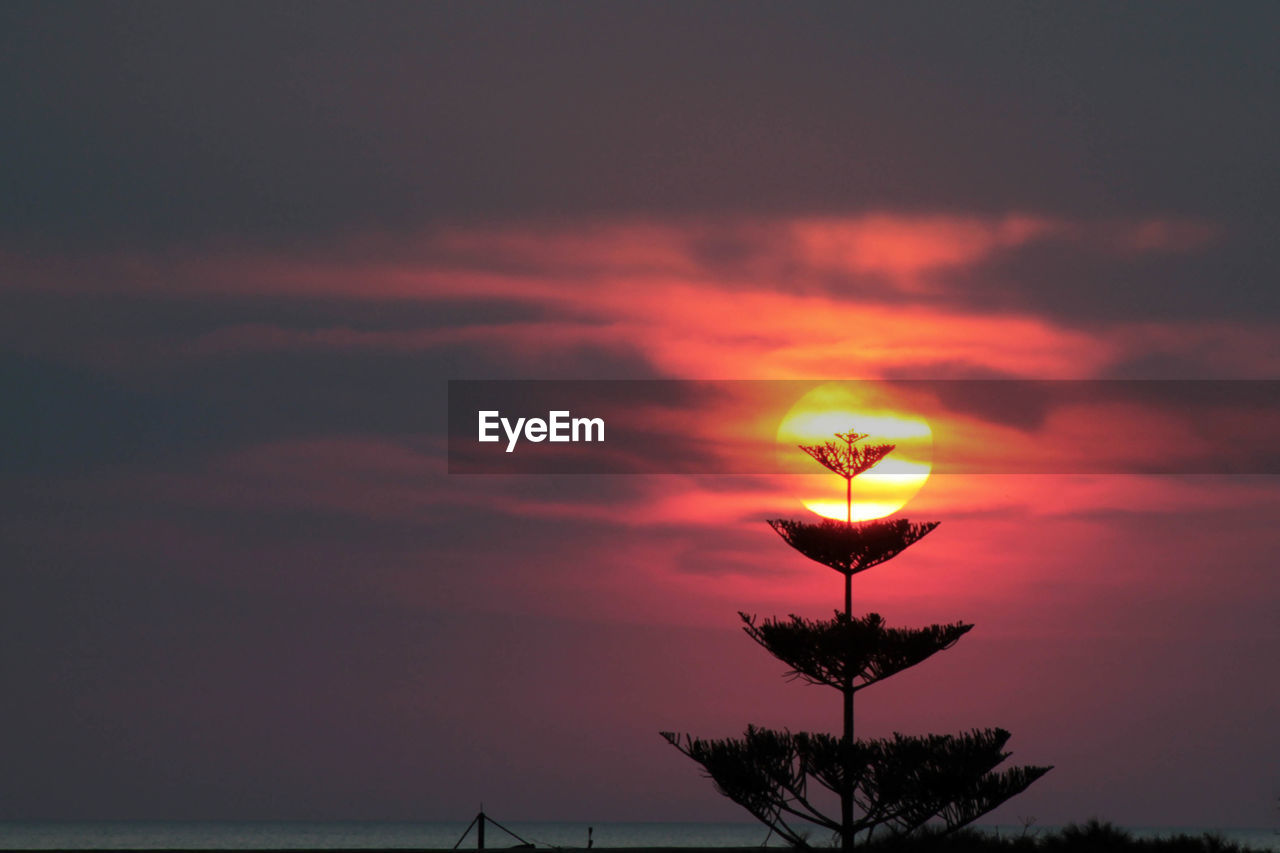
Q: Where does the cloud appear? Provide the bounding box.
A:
[12,211,1260,388]
[4,5,1278,253]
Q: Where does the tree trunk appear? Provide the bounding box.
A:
[842,569,854,850]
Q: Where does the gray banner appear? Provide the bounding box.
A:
[448,380,1280,474]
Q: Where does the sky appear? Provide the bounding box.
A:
[2,1,1278,831]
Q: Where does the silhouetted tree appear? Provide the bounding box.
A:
[663,428,1050,848]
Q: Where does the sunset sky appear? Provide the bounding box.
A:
[2,2,1278,831]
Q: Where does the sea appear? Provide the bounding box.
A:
[0,822,1277,851]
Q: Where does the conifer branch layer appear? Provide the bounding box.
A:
[740,611,973,692]
[767,517,940,575]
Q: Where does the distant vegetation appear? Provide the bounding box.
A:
[857,820,1254,853]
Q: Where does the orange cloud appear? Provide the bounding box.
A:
[786,214,1060,279]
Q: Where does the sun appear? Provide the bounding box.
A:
[776,382,933,521]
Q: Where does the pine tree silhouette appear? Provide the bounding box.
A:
[662,428,1050,848]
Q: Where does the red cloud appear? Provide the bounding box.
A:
[7,211,1271,381]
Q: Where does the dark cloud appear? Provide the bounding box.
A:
[0,327,658,476]
[0,292,564,346]
[0,350,205,475]
[2,2,1278,250]
[934,221,1280,324]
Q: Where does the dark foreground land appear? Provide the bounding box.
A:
[844,821,1261,852]
[3,824,1268,853]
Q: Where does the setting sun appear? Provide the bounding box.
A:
[776,382,933,521]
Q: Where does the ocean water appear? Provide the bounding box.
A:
[0,821,1275,850]
[0,822,770,850]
